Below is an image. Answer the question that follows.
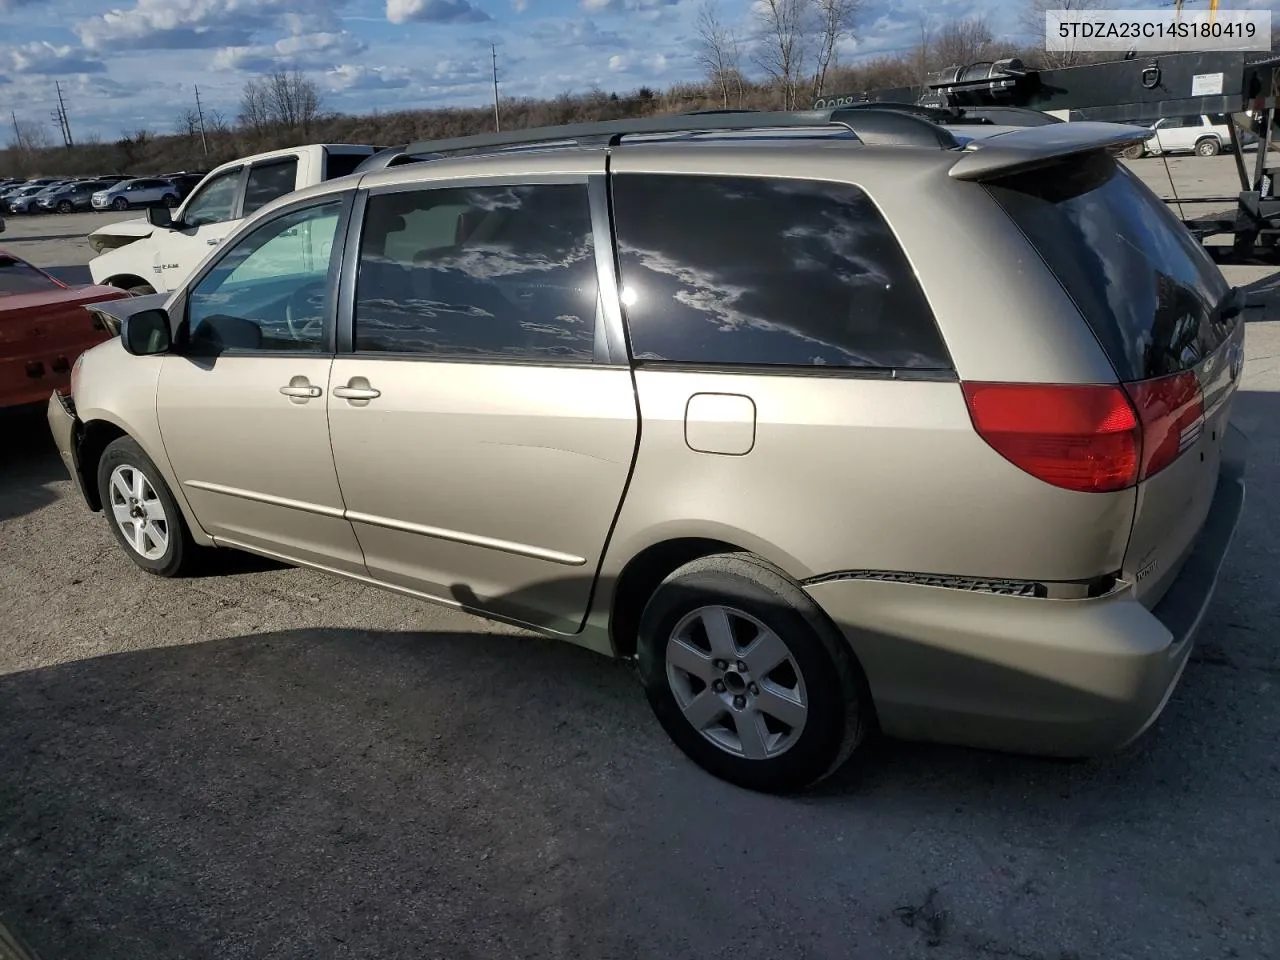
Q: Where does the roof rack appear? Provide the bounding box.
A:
[352,106,963,173]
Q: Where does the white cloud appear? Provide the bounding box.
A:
[5,41,107,75]
[76,0,343,51]
[386,0,491,24]
[212,30,367,72]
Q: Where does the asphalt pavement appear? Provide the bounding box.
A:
[1,157,1278,960]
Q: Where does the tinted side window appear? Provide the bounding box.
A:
[243,159,299,216]
[323,151,366,181]
[353,183,598,362]
[611,174,950,369]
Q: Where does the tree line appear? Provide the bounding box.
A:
[2,5,1272,180]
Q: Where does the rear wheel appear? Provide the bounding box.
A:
[637,553,869,793]
[1122,143,1145,160]
[96,437,201,578]
[1195,137,1221,157]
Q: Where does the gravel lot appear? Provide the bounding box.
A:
[2,156,1279,960]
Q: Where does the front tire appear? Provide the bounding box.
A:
[1196,137,1221,157]
[57,200,72,214]
[637,553,869,793]
[96,437,199,577]
[112,197,129,211]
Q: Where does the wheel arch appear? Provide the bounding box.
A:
[103,273,151,292]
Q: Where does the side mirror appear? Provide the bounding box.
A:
[146,205,173,229]
[120,308,173,356]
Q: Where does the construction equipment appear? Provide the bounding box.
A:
[816,50,1280,265]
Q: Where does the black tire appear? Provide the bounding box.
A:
[57,199,72,214]
[1195,137,1221,158]
[1122,143,1145,161]
[637,552,869,793]
[126,283,156,295]
[96,436,200,577]
[112,196,129,210]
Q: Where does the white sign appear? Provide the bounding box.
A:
[1191,73,1225,97]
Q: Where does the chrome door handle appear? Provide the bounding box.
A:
[332,379,380,402]
[280,376,322,403]
[207,238,220,246]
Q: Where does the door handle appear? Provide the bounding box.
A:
[207,238,220,246]
[332,377,381,404]
[280,376,322,403]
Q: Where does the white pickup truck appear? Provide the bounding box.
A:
[87,143,378,294]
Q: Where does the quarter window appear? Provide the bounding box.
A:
[611,173,952,370]
[353,183,599,362]
[185,200,343,354]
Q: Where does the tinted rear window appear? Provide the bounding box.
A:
[324,150,368,181]
[985,152,1233,381]
[611,173,951,370]
[0,257,58,295]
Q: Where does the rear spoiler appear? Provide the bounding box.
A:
[948,121,1153,181]
[84,291,169,336]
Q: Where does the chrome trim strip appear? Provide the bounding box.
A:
[183,480,347,519]
[345,510,587,566]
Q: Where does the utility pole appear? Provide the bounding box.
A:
[194,84,209,156]
[54,80,73,148]
[491,43,501,132]
[10,111,21,151]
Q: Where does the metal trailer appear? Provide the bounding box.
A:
[815,51,1280,266]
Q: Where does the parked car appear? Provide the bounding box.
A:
[90,178,180,212]
[37,179,117,214]
[1124,113,1256,159]
[0,249,131,408]
[49,112,1247,793]
[7,184,62,214]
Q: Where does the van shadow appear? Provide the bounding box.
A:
[3,375,1280,958]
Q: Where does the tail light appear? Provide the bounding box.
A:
[1121,370,1204,480]
[962,373,1205,493]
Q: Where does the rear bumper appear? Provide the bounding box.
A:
[46,390,97,509]
[805,423,1248,758]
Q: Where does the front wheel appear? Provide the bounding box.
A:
[112,197,129,211]
[96,437,201,577]
[57,200,73,214]
[637,553,869,793]
[1196,137,1221,157]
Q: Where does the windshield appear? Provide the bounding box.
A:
[984,151,1234,381]
[0,256,60,295]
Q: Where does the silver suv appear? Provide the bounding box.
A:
[47,109,1248,793]
[91,177,180,211]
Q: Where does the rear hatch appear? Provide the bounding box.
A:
[983,151,1245,608]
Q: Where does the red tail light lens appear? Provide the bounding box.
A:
[1122,370,1204,480]
[962,382,1141,493]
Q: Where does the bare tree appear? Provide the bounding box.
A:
[206,107,231,136]
[810,0,861,102]
[1020,0,1103,69]
[176,107,202,138]
[754,0,814,110]
[931,16,996,70]
[695,0,737,109]
[239,77,273,134]
[10,118,52,152]
[266,70,323,134]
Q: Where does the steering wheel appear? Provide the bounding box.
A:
[285,280,327,342]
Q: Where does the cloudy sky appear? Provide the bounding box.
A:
[0,0,1260,140]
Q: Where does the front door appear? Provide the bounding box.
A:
[156,194,365,572]
[153,165,245,293]
[326,179,637,633]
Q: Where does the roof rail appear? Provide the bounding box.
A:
[352,107,962,173]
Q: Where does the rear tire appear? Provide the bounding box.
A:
[1122,143,1145,160]
[637,552,869,793]
[1195,137,1221,157]
[96,437,201,578]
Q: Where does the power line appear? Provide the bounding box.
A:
[52,80,73,149]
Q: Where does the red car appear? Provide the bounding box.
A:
[0,250,132,409]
